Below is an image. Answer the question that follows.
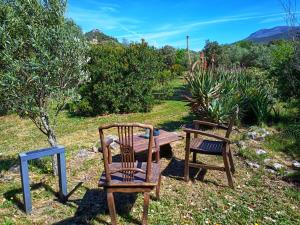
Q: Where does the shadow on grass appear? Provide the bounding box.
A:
[0,157,18,173]
[167,83,188,101]
[4,180,84,212]
[158,113,195,132]
[54,186,141,225]
[3,182,65,212]
[162,157,229,187]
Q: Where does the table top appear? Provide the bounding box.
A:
[133,129,182,153]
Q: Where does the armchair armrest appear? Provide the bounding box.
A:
[183,125,230,143]
[193,120,228,130]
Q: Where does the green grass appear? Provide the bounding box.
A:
[238,147,269,164]
[0,80,299,225]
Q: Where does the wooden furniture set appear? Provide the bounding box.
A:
[98,118,236,224]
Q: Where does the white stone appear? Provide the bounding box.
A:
[247,131,257,140]
[76,149,89,158]
[237,141,246,149]
[273,163,284,171]
[246,161,260,169]
[263,158,271,164]
[91,146,98,153]
[292,160,300,170]
[265,168,276,174]
[255,149,267,155]
[105,135,119,150]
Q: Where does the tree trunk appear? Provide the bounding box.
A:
[47,130,58,176]
[40,113,59,176]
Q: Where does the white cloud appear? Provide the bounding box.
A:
[66,4,141,32]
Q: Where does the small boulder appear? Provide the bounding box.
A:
[265,168,276,174]
[105,135,119,150]
[76,149,90,158]
[246,161,260,169]
[255,149,267,155]
[8,164,20,173]
[292,160,300,170]
[272,163,285,171]
[236,141,246,149]
[91,146,98,153]
[263,158,271,164]
[247,131,257,140]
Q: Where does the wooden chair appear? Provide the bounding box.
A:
[98,123,161,225]
[183,116,236,188]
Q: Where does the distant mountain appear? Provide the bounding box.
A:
[85,29,118,44]
[245,26,300,43]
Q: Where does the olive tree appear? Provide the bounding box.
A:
[0,0,88,174]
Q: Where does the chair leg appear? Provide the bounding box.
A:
[142,192,150,225]
[107,192,117,225]
[192,152,197,163]
[156,174,162,200]
[184,148,190,182]
[108,148,112,164]
[223,153,234,188]
[228,149,235,174]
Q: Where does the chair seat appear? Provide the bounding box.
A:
[190,138,224,155]
[99,162,160,187]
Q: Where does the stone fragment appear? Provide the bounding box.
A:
[247,131,257,140]
[292,160,300,170]
[105,135,119,150]
[76,149,89,158]
[272,162,284,171]
[265,168,276,174]
[255,149,267,155]
[236,141,246,149]
[8,164,20,173]
[246,161,260,169]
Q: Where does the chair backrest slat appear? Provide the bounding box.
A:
[99,123,153,183]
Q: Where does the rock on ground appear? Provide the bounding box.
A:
[246,161,260,169]
[272,163,285,171]
[255,149,267,155]
[292,160,300,170]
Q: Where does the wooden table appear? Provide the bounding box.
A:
[132,130,182,156]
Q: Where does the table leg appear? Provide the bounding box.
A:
[57,152,67,201]
[20,159,31,214]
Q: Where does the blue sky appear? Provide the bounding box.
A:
[66,0,298,50]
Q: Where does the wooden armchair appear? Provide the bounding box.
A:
[98,123,161,225]
[183,118,235,188]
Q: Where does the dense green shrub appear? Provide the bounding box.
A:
[159,45,187,77]
[185,65,276,124]
[270,40,300,98]
[238,68,277,123]
[203,40,273,69]
[69,41,169,116]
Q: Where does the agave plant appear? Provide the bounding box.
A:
[184,61,239,122]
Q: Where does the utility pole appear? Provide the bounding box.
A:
[186,35,192,70]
